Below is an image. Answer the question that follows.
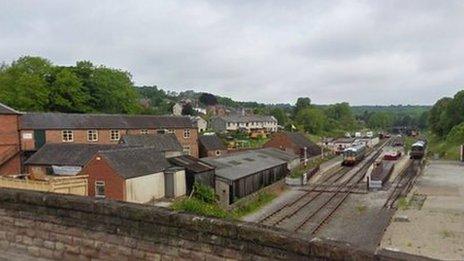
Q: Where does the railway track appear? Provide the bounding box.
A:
[383,160,421,209]
[259,138,391,232]
[294,146,385,234]
[258,166,350,226]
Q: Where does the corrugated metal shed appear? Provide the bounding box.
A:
[202,149,286,181]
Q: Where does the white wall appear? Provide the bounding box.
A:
[173,169,186,198]
[125,172,165,203]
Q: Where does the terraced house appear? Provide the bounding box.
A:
[0,102,199,175]
[210,114,278,137]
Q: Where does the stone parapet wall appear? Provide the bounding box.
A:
[0,188,430,260]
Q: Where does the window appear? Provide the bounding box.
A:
[62,130,73,142]
[167,129,175,134]
[183,129,191,139]
[183,146,191,155]
[110,130,120,141]
[157,129,166,134]
[87,130,98,141]
[141,129,149,135]
[95,181,105,198]
[215,150,221,156]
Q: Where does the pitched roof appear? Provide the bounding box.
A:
[198,135,227,151]
[99,147,172,179]
[119,134,182,151]
[214,114,277,123]
[202,149,286,181]
[0,102,21,115]
[168,155,215,173]
[280,132,321,157]
[25,144,119,166]
[20,113,195,130]
[258,147,299,162]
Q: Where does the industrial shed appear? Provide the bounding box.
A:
[168,155,215,194]
[258,148,300,170]
[203,150,288,206]
[263,132,321,161]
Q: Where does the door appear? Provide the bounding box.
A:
[34,130,46,149]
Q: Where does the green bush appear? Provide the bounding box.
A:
[232,192,276,218]
[192,182,216,204]
[171,198,231,219]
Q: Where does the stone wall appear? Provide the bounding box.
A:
[0,188,430,260]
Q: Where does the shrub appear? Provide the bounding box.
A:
[232,192,276,218]
[171,198,230,219]
[192,182,216,204]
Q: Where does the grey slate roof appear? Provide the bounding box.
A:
[20,113,195,130]
[120,134,182,151]
[25,144,120,166]
[215,114,277,123]
[202,149,286,181]
[285,132,321,156]
[198,135,227,151]
[99,147,172,179]
[0,102,21,115]
[258,148,299,162]
[168,155,215,173]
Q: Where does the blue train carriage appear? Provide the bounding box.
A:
[410,140,427,159]
[342,144,367,166]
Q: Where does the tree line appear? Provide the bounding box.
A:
[0,56,140,113]
[429,90,464,144]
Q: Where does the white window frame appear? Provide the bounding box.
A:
[95,181,106,198]
[167,129,175,134]
[183,146,191,155]
[215,150,221,156]
[87,130,98,142]
[157,129,166,134]
[141,129,149,135]
[183,129,191,139]
[62,130,73,142]
[110,130,120,141]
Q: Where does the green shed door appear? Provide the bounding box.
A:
[34,130,46,149]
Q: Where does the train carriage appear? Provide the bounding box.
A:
[342,144,367,166]
[410,140,427,159]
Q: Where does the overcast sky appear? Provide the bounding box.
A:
[1,1,463,105]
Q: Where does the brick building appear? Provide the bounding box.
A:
[19,112,199,160]
[198,134,228,158]
[263,132,321,162]
[82,147,186,203]
[0,103,22,175]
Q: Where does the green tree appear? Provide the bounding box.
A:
[89,67,140,114]
[270,107,288,126]
[429,97,452,136]
[295,107,327,134]
[48,68,91,112]
[294,97,311,114]
[367,112,393,129]
[0,56,52,111]
[324,102,356,130]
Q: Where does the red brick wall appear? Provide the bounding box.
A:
[174,128,199,157]
[263,133,302,158]
[0,115,21,175]
[81,155,125,201]
[20,128,199,157]
[0,154,21,175]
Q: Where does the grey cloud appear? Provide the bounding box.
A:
[0,0,463,105]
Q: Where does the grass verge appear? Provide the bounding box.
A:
[231,192,277,218]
